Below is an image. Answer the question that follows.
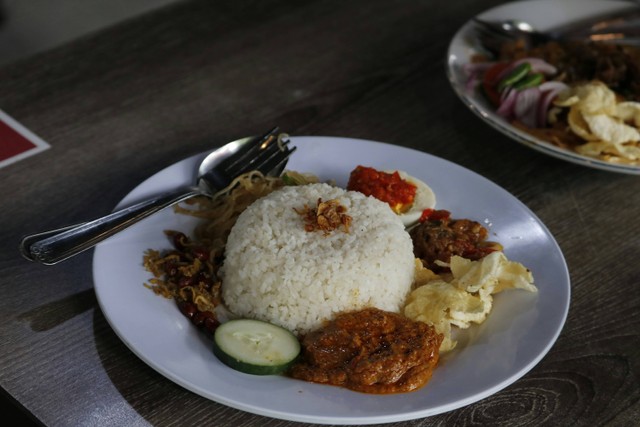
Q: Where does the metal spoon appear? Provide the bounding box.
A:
[472,7,640,54]
[20,128,295,265]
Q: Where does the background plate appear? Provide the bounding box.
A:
[446,0,640,175]
[93,136,570,424]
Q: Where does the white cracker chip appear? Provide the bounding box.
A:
[583,114,640,145]
[554,80,640,162]
[576,140,640,161]
[616,102,640,127]
[568,106,599,141]
[555,81,617,114]
[451,252,537,294]
[404,252,537,352]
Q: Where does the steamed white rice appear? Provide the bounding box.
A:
[220,183,415,335]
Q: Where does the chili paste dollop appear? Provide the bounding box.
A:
[347,165,417,213]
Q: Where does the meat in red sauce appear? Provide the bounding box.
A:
[410,209,501,273]
[289,308,443,394]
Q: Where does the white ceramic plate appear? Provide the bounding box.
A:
[93,136,570,424]
[446,0,640,175]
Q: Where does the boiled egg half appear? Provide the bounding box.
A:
[387,170,436,228]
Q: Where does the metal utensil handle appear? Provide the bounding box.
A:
[21,186,202,265]
[552,8,640,38]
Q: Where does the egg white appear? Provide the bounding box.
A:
[386,170,436,228]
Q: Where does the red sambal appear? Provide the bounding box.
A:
[347,165,416,213]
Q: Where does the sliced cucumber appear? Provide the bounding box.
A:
[212,319,301,375]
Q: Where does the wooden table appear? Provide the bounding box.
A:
[1,0,638,425]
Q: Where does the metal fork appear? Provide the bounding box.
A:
[20,127,296,265]
[472,7,640,56]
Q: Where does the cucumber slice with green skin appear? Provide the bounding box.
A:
[212,319,301,375]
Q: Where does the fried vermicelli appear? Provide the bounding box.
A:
[176,170,287,247]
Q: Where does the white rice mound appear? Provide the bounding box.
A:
[220,182,415,336]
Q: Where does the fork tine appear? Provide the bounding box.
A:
[243,138,293,175]
[223,127,296,180]
[211,146,295,199]
[222,127,280,173]
[224,133,287,177]
[256,146,296,177]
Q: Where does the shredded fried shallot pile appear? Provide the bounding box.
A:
[294,198,352,236]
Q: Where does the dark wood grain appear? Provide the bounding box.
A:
[1,0,639,426]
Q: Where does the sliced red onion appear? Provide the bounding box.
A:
[537,90,555,128]
[512,57,557,75]
[514,87,541,128]
[474,57,564,126]
[536,84,570,127]
[496,87,518,118]
[539,81,569,93]
[500,86,512,103]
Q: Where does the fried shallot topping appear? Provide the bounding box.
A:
[295,198,352,236]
